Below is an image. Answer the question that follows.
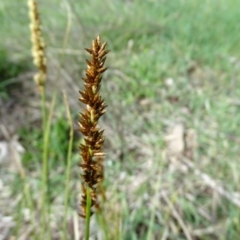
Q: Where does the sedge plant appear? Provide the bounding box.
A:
[78,35,109,238]
[28,0,49,237]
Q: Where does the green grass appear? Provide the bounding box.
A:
[1,0,240,239]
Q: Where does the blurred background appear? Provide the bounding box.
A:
[1,0,240,239]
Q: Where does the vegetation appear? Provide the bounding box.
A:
[1,0,240,239]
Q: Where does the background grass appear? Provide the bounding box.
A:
[1,0,240,239]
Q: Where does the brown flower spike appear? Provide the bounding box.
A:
[78,36,109,218]
[28,0,47,92]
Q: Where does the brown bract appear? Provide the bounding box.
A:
[78,36,109,218]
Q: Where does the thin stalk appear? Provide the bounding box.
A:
[63,93,74,239]
[41,89,47,133]
[27,0,48,234]
[85,187,92,240]
[59,3,73,238]
[23,180,38,240]
[40,86,48,237]
[40,3,72,234]
[40,86,58,239]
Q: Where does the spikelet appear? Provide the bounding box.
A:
[78,35,109,218]
[28,0,47,92]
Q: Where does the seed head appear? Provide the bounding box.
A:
[78,35,109,217]
[28,0,47,92]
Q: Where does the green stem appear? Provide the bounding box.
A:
[40,88,48,237]
[85,187,92,240]
[63,96,74,240]
[41,89,47,133]
[40,5,72,236]
[23,180,38,240]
